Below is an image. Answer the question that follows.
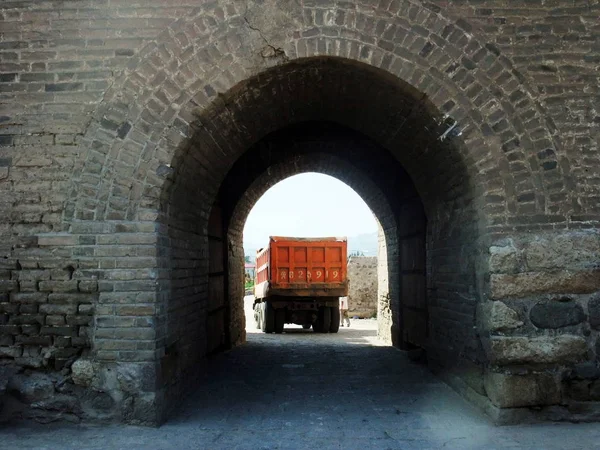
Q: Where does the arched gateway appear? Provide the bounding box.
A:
[1,0,598,426]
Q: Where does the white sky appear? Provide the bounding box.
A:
[243,173,378,248]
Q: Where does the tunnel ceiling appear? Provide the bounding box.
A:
[165,57,471,229]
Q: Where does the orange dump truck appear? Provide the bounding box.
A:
[253,236,348,333]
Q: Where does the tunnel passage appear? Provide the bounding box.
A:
[216,123,426,350]
[159,57,483,420]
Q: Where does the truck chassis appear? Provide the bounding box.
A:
[253,296,341,333]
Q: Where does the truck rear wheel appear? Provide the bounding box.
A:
[274,308,285,334]
[261,302,275,333]
[314,307,331,333]
[329,307,340,333]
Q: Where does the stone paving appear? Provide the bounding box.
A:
[2,297,599,449]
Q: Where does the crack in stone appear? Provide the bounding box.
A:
[243,16,289,61]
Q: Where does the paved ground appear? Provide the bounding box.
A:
[2,296,600,449]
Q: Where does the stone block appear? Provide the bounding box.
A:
[53,336,71,348]
[530,299,586,329]
[78,280,98,293]
[9,314,45,325]
[78,304,94,315]
[13,270,50,281]
[477,301,523,333]
[591,381,600,401]
[10,292,47,303]
[117,362,158,393]
[46,315,66,326]
[0,302,19,314]
[39,304,78,315]
[48,293,95,304]
[124,392,159,425]
[568,380,591,401]
[71,358,98,387]
[116,305,155,316]
[489,241,520,274]
[40,326,77,337]
[589,295,600,330]
[571,361,600,380]
[19,304,39,314]
[37,234,77,247]
[39,280,79,293]
[524,232,600,271]
[7,373,55,403]
[66,315,92,326]
[484,371,561,408]
[30,393,79,414]
[0,324,19,335]
[0,280,18,293]
[490,271,600,299]
[15,335,52,346]
[0,346,22,357]
[489,335,587,365]
[20,324,40,335]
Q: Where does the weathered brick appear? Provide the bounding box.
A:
[0,325,20,335]
[20,324,40,335]
[116,305,155,316]
[40,326,77,337]
[15,335,52,346]
[39,281,79,293]
[8,314,44,325]
[37,234,78,246]
[48,293,95,304]
[45,315,66,326]
[11,293,48,304]
[0,280,18,292]
[0,302,19,314]
[65,315,92,326]
[39,304,78,315]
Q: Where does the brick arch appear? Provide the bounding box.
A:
[65,0,572,228]
[221,131,412,348]
[54,1,590,425]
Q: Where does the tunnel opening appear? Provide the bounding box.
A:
[240,172,381,334]
[217,123,425,352]
[159,57,484,420]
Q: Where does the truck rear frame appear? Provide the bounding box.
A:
[253,236,348,333]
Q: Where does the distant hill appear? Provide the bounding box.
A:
[244,231,378,261]
[347,232,378,256]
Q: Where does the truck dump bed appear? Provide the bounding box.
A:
[255,236,348,298]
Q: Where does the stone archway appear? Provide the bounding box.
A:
[3,0,596,427]
[145,54,488,423]
[217,123,425,351]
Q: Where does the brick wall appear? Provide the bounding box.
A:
[0,0,598,425]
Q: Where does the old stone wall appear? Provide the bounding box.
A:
[0,0,598,426]
[476,229,600,422]
[347,256,378,318]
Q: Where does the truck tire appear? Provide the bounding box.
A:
[302,324,311,330]
[274,308,285,334]
[262,302,275,333]
[314,307,330,333]
[329,307,340,333]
